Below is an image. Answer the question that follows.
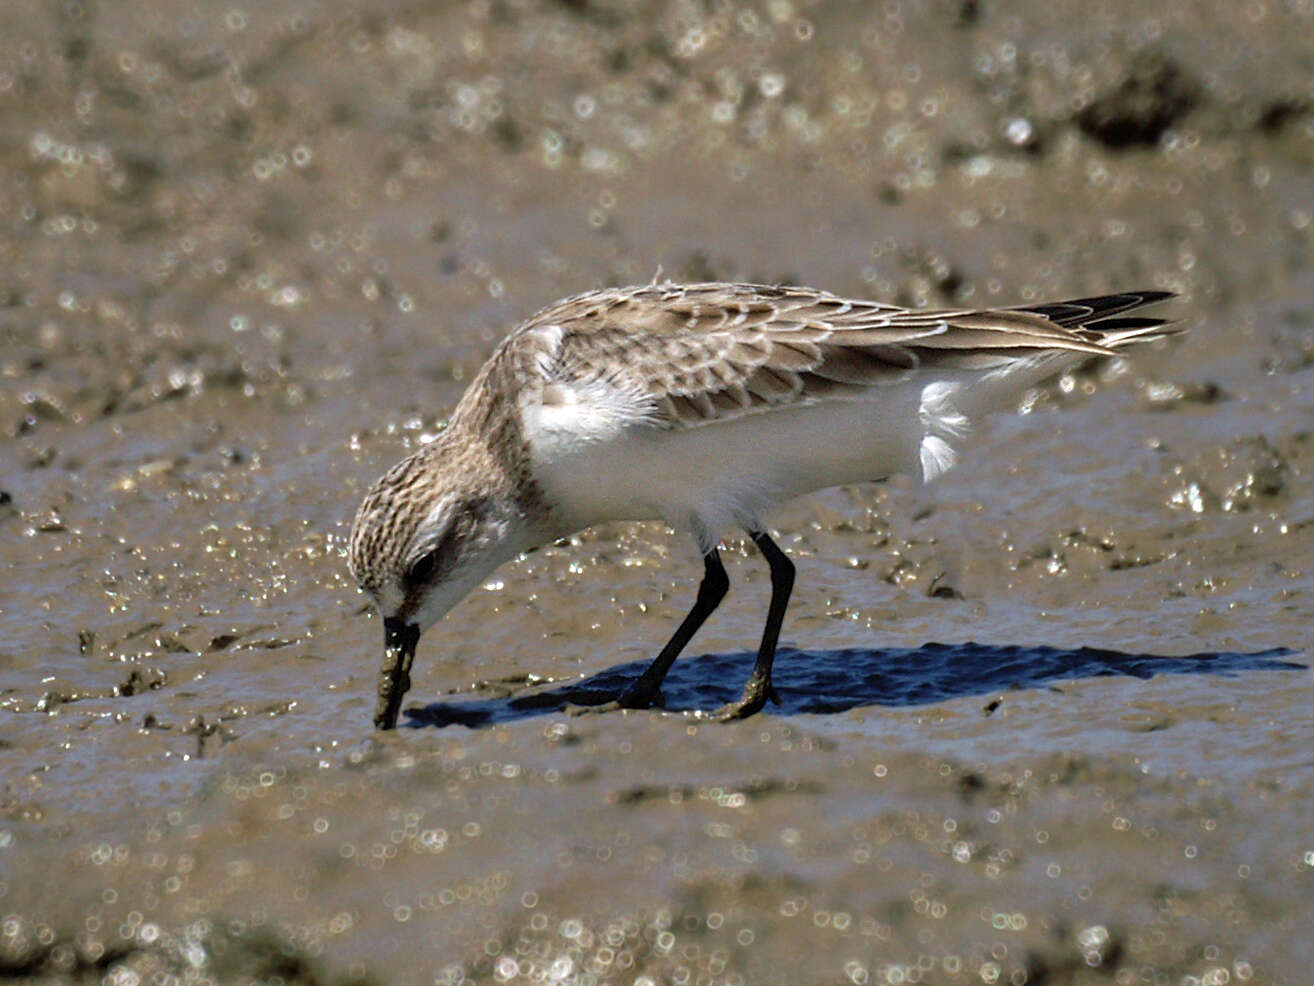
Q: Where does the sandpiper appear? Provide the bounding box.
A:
[349,281,1177,728]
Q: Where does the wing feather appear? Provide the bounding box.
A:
[511,282,1177,430]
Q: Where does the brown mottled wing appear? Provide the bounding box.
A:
[519,283,1173,429]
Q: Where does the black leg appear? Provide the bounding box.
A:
[717,530,793,719]
[619,548,730,708]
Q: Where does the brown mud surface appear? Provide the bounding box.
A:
[3,1,1313,983]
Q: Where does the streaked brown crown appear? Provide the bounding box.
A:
[349,449,439,596]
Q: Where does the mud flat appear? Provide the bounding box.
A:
[2,1,1312,982]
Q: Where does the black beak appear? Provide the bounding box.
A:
[375,616,421,730]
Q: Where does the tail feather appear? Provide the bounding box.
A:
[1018,290,1178,328]
[1020,291,1181,352]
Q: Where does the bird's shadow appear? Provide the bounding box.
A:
[404,642,1304,729]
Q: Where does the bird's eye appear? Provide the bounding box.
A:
[406,548,440,586]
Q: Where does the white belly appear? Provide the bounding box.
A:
[531,380,936,548]
[525,355,1066,550]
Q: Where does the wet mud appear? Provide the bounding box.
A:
[3,0,1314,983]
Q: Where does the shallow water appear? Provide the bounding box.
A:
[3,0,1314,983]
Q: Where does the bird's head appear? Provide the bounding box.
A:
[348,441,529,728]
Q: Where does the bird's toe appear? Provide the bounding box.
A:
[618,680,666,710]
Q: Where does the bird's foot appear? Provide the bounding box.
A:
[564,679,667,716]
[617,678,667,710]
[709,677,780,721]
